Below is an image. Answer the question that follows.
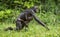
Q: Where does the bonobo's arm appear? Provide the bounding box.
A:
[31,10,49,30]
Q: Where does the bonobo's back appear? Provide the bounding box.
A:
[17,12,26,21]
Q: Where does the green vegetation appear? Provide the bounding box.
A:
[0,0,60,37]
[0,23,60,37]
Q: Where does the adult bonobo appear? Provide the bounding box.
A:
[5,6,49,31]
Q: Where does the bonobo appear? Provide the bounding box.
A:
[5,6,49,31]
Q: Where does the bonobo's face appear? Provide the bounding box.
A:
[31,6,39,13]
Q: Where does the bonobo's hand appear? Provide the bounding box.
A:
[47,28,50,30]
[45,26,50,30]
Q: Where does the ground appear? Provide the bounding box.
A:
[0,22,60,37]
[0,13,60,37]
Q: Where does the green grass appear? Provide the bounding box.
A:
[0,13,60,37]
[0,23,60,37]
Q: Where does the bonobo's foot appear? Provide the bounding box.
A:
[4,27,13,31]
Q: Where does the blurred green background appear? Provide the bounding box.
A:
[0,0,60,37]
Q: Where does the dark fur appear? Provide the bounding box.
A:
[5,6,49,31]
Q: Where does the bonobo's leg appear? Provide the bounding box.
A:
[19,21,29,31]
[16,21,24,31]
[25,24,28,31]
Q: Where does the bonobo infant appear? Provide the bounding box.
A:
[5,6,49,31]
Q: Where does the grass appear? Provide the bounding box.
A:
[0,23,60,37]
[0,12,60,37]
